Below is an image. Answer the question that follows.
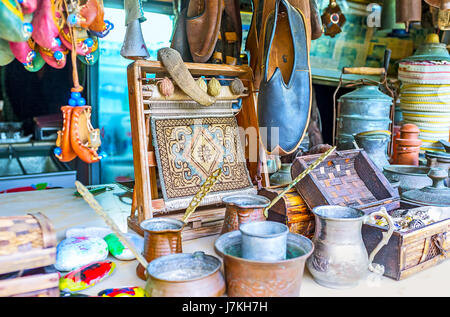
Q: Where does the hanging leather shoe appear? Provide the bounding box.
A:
[170,7,193,62]
[220,0,242,65]
[257,0,311,155]
[186,0,225,63]
[246,0,264,83]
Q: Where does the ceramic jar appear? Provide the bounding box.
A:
[425,150,450,186]
[354,130,391,171]
[394,123,422,166]
[269,163,292,186]
[336,85,393,150]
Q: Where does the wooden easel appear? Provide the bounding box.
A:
[126,60,269,240]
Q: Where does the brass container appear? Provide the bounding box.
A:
[221,194,271,234]
[145,252,225,297]
[136,218,184,281]
[214,230,314,297]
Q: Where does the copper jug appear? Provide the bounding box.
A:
[136,217,184,280]
[221,194,271,234]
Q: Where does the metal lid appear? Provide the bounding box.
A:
[400,34,450,62]
[425,149,450,160]
[338,85,392,102]
[401,168,450,206]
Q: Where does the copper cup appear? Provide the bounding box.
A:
[136,217,184,281]
[221,194,271,234]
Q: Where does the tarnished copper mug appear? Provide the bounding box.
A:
[221,194,271,234]
[136,217,184,281]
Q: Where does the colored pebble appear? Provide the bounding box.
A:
[103,232,144,261]
[98,286,146,297]
[59,261,116,292]
[55,236,109,272]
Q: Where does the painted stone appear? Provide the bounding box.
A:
[59,261,116,292]
[55,237,109,271]
[65,226,113,239]
[103,233,144,261]
[98,286,146,297]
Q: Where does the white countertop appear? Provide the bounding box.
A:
[1,187,449,297]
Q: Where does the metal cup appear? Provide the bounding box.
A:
[240,221,289,262]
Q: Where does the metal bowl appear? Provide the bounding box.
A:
[145,251,225,297]
[383,165,433,193]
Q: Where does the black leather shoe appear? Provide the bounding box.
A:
[257,0,311,156]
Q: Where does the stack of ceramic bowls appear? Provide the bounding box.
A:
[398,34,450,153]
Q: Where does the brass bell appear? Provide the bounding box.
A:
[120,19,150,60]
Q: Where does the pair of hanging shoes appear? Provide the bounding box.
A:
[55,100,104,164]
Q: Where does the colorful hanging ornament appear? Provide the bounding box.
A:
[59,26,97,55]
[31,0,65,51]
[321,0,346,38]
[51,0,108,164]
[0,38,15,66]
[9,38,46,72]
[77,45,98,65]
[19,0,37,14]
[37,44,68,69]
[0,0,33,42]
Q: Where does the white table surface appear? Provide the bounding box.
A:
[1,187,449,297]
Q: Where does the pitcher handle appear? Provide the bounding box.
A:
[365,207,395,276]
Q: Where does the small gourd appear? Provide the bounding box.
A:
[230,78,245,95]
[207,77,221,97]
[196,77,207,92]
[157,77,175,97]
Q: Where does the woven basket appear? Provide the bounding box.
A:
[399,62,450,84]
[402,111,450,123]
[0,213,56,275]
[400,102,450,112]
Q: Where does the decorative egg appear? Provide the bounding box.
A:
[55,237,109,272]
[98,286,146,297]
[59,261,116,292]
[157,77,174,97]
[104,232,144,261]
[230,78,245,95]
[207,77,221,97]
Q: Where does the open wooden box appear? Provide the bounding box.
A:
[363,201,450,280]
[292,149,400,214]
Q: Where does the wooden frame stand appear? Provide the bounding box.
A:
[126,60,269,240]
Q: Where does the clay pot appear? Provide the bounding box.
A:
[394,123,422,166]
[399,123,420,139]
[396,139,422,165]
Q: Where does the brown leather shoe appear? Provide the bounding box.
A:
[220,0,242,65]
[186,0,225,63]
[246,0,264,82]
[170,7,194,62]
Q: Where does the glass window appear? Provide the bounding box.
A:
[98,8,173,184]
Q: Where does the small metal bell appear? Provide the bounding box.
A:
[120,19,150,60]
